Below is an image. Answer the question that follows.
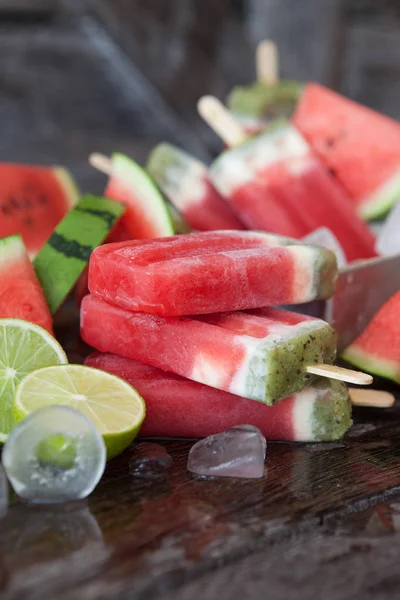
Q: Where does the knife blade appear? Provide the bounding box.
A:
[325,252,400,352]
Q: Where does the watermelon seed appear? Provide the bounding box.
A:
[9,197,21,210]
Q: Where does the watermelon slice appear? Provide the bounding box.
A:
[34,195,125,314]
[104,153,174,238]
[0,163,79,257]
[74,156,178,309]
[293,83,400,220]
[342,291,400,383]
[0,235,53,333]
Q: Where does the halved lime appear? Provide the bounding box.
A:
[0,319,68,441]
[13,365,146,459]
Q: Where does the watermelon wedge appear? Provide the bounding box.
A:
[0,235,53,333]
[104,153,174,238]
[34,195,125,314]
[293,83,400,220]
[342,291,400,383]
[0,163,79,257]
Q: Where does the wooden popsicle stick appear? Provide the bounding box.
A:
[306,364,373,385]
[349,389,395,408]
[197,96,248,148]
[89,152,112,176]
[256,39,279,86]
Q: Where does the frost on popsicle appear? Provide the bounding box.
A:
[187,425,266,479]
[2,405,106,503]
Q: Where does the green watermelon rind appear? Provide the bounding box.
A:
[146,143,191,191]
[358,169,400,221]
[52,167,80,208]
[342,345,400,384]
[33,194,125,315]
[165,202,192,234]
[312,379,352,441]
[112,153,175,236]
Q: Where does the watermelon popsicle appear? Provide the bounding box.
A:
[146,144,245,231]
[81,297,337,405]
[88,231,338,316]
[85,353,352,442]
[228,41,303,135]
[293,83,400,220]
[205,111,377,262]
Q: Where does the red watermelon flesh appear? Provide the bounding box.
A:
[84,352,351,441]
[342,290,400,383]
[0,163,79,257]
[88,231,338,316]
[0,235,53,333]
[105,153,174,239]
[74,218,133,308]
[293,83,400,219]
[80,296,336,405]
[210,123,376,261]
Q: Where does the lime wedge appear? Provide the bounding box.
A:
[0,319,68,441]
[13,365,146,459]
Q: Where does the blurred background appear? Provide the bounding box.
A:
[1,0,400,191]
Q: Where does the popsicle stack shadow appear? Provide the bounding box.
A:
[81,228,373,444]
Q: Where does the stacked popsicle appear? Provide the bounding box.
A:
[198,97,377,264]
[225,40,400,222]
[146,104,377,264]
[81,230,357,442]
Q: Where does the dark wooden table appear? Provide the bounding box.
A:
[1,2,400,599]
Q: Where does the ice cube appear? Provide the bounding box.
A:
[375,202,400,256]
[129,442,172,478]
[0,465,8,518]
[2,405,106,504]
[303,227,347,268]
[187,425,266,479]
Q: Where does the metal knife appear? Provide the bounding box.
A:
[326,253,400,352]
[285,253,400,353]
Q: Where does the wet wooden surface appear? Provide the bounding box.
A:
[1,2,400,599]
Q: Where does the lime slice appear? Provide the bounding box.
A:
[13,365,146,459]
[0,319,68,441]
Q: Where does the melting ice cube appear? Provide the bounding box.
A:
[303,227,347,268]
[375,202,400,256]
[129,442,172,478]
[187,425,266,479]
[2,405,106,504]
